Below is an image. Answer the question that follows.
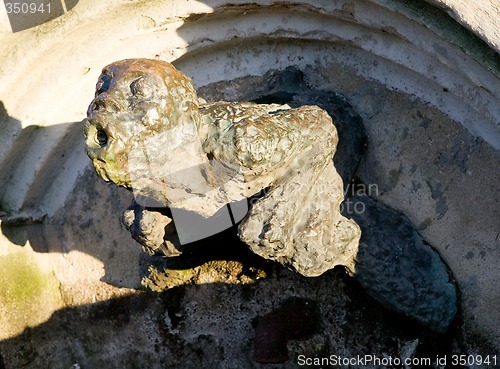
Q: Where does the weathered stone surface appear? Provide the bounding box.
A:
[425,0,500,53]
[123,67,367,279]
[254,298,317,363]
[122,202,181,257]
[237,151,360,276]
[138,227,271,292]
[1,0,499,366]
[0,266,467,369]
[250,67,367,189]
[344,194,457,333]
[203,69,457,333]
[86,61,457,333]
[84,58,361,277]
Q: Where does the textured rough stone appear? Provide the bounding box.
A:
[122,67,367,270]
[253,298,316,363]
[1,0,498,366]
[122,202,181,257]
[206,68,457,333]
[344,194,457,333]
[0,265,466,369]
[84,58,361,277]
[85,60,458,333]
[251,67,367,189]
[138,227,271,292]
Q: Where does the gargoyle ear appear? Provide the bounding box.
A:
[95,73,112,96]
[130,77,154,98]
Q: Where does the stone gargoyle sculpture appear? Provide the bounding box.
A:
[84,59,457,333]
[84,58,361,277]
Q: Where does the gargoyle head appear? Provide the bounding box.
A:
[84,58,201,190]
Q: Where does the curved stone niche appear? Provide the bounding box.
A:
[0,0,499,365]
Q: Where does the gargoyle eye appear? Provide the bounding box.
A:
[130,78,152,97]
[95,129,108,146]
[96,74,112,95]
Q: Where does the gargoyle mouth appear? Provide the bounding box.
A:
[92,158,110,182]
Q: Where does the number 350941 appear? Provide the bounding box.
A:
[451,355,497,366]
[5,2,51,14]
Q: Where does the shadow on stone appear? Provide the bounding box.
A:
[0,100,141,289]
[344,191,458,333]
[253,297,317,363]
[0,266,466,369]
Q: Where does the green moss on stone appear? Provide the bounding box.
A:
[0,252,50,305]
[0,248,62,339]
